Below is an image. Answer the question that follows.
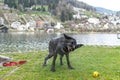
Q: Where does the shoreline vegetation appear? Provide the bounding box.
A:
[0,46,120,80]
[1,9,120,33]
[7,29,119,34]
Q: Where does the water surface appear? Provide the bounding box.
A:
[0,32,119,53]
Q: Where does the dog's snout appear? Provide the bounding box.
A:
[73,45,76,49]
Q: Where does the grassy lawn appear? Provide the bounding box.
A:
[0,46,120,80]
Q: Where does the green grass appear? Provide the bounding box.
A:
[36,5,48,11]
[0,2,4,5]
[0,46,120,80]
[18,11,50,16]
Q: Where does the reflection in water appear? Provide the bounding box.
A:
[0,32,57,53]
[0,32,120,53]
[71,33,120,46]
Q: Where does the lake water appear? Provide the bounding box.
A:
[0,32,120,53]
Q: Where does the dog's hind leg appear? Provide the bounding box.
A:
[60,54,64,65]
[43,53,53,66]
[50,54,57,72]
[65,54,74,69]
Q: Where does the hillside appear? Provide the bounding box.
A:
[1,0,118,15]
[68,0,95,11]
[95,7,116,14]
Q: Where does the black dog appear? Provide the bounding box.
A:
[43,34,83,72]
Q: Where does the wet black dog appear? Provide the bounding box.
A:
[43,34,83,72]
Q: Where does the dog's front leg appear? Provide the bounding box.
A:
[51,54,57,72]
[65,54,74,69]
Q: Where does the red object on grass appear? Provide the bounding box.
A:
[10,62,18,66]
[3,62,10,67]
[18,60,27,65]
[3,60,27,67]
[3,62,18,67]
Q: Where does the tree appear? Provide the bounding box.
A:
[68,12,73,20]
[4,0,8,4]
[41,5,46,12]
[60,10,65,22]
[48,3,52,11]
[14,0,19,9]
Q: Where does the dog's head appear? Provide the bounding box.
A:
[63,34,83,52]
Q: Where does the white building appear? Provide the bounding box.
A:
[54,22,64,29]
[88,18,100,24]
[0,17,4,25]
[73,12,80,19]
[11,20,36,31]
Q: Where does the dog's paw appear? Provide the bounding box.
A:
[42,64,47,67]
[50,68,56,72]
[68,66,74,69]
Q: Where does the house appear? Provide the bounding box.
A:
[17,25,27,31]
[111,20,120,25]
[11,21,28,31]
[26,20,36,31]
[73,11,88,20]
[11,20,36,31]
[103,23,109,29]
[36,21,43,27]
[0,26,8,32]
[54,22,64,29]
[2,4,10,10]
[88,18,100,24]
[80,14,88,19]
[73,12,80,19]
[11,21,21,29]
[0,17,4,25]
[0,24,8,32]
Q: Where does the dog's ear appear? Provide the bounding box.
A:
[75,44,84,49]
[63,34,73,39]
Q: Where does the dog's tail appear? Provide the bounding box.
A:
[75,44,84,49]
